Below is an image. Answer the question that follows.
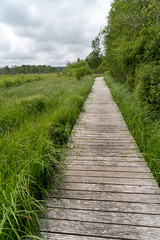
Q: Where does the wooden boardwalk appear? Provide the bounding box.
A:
[41,77,160,240]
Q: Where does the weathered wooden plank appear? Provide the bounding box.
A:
[68,158,146,164]
[43,208,160,228]
[64,175,156,186]
[59,182,160,194]
[41,219,160,240]
[70,152,143,158]
[82,110,124,114]
[70,149,141,156]
[45,198,160,214]
[73,127,132,131]
[72,135,135,140]
[71,141,137,146]
[49,190,160,203]
[76,122,127,128]
[75,127,129,132]
[67,155,144,161]
[75,130,131,135]
[70,139,135,144]
[66,170,153,179]
[68,160,147,167]
[68,165,151,173]
[78,114,125,118]
[69,141,137,146]
[40,232,115,240]
[71,145,139,151]
[76,125,128,129]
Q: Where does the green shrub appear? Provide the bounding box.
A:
[63,60,92,79]
[96,60,108,73]
[135,63,160,110]
[75,66,89,80]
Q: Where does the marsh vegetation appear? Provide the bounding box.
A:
[0,73,93,239]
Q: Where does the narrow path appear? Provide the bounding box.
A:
[41,77,160,240]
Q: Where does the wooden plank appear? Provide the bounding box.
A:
[68,165,151,173]
[70,152,143,158]
[59,182,160,194]
[71,144,139,151]
[68,160,147,167]
[68,159,146,165]
[40,232,116,240]
[66,170,153,179]
[75,127,129,131]
[67,155,144,161]
[75,130,131,135]
[72,135,135,140]
[41,219,160,240]
[76,122,127,127]
[49,190,160,203]
[70,138,135,143]
[70,149,141,155]
[71,143,138,149]
[72,141,135,145]
[64,176,156,186]
[45,198,160,214]
[43,208,160,228]
[73,128,132,132]
[72,136,135,142]
[78,114,125,118]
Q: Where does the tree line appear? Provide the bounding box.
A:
[0,65,63,75]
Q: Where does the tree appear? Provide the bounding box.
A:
[102,0,160,79]
[85,36,102,70]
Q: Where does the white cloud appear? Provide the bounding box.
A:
[0,0,112,67]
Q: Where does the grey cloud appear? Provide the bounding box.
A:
[0,37,10,52]
[0,0,42,27]
[1,51,35,60]
[0,0,111,66]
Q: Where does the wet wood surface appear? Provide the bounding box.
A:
[40,77,160,240]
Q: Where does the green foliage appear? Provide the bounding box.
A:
[96,60,108,73]
[0,73,93,239]
[103,0,160,110]
[63,60,92,79]
[105,74,160,186]
[135,63,160,110]
[85,36,103,71]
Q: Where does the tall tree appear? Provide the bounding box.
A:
[85,36,102,70]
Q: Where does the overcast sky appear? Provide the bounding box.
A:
[0,0,112,67]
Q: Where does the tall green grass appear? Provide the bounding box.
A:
[0,73,94,239]
[0,74,43,88]
[104,74,160,186]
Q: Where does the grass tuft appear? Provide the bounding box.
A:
[0,74,43,88]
